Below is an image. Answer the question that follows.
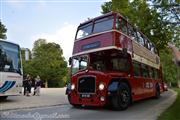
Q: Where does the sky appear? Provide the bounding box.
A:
[0,0,110,61]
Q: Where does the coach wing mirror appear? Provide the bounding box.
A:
[69,57,72,65]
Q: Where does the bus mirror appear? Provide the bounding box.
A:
[69,57,72,65]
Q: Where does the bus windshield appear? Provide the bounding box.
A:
[72,55,88,74]
[0,41,22,74]
[76,15,114,40]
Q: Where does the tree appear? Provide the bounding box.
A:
[160,49,179,86]
[31,39,68,87]
[101,0,173,49]
[32,38,46,56]
[101,1,112,14]
[0,21,7,39]
[150,0,180,48]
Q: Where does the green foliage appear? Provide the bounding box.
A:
[151,0,180,48]
[32,38,46,55]
[101,1,112,14]
[22,39,68,87]
[158,88,180,120]
[0,21,7,39]
[160,49,179,86]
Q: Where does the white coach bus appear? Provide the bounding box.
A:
[0,40,23,100]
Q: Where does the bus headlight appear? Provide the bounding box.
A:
[99,83,105,90]
[71,84,75,90]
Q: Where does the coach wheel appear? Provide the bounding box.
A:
[111,83,130,110]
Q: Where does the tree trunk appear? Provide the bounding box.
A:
[45,80,48,88]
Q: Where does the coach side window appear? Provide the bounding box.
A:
[133,61,141,76]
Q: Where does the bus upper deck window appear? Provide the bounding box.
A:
[128,24,138,42]
[93,16,114,33]
[116,17,127,34]
[137,31,144,46]
[76,22,93,39]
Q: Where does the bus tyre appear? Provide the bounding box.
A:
[68,94,81,108]
[155,85,160,99]
[111,83,130,110]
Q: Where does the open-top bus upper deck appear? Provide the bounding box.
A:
[72,12,160,69]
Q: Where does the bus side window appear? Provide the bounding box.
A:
[143,37,149,49]
[133,61,141,76]
[150,43,155,53]
[116,17,127,34]
[154,47,158,54]
[136,31,144,46]
[154,69,158,79]
[127,24,138,42]
[149,67,154,78]
[111,58,130,72]
[141,64,149,78]
[147,40,151,50]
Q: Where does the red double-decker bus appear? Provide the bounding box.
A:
[66,12,164,110]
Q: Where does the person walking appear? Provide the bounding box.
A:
[26,75,32,96]
[34,75,42,96]
[23,75,28,95]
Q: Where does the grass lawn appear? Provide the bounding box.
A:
[158,88,180,120]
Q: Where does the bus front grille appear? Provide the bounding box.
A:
[78,76,95,93]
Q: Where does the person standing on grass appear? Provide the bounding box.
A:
[34,75,42,96]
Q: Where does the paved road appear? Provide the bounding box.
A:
[0,88,67,110]
[0,90,176,120]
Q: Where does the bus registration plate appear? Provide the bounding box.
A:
[80,94,91,98]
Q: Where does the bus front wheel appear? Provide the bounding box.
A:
[111,83,131,110]
[68,94,81,108]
